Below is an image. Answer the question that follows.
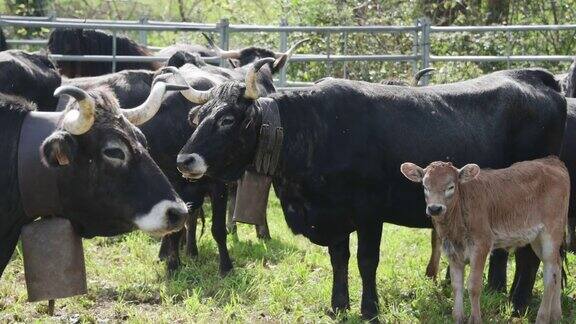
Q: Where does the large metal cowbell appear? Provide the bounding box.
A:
[21,217,87,303]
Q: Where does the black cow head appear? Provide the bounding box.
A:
[40,76,190,238]
[203,33,309,73]
[0,50,61,109]
[175,58,275,182]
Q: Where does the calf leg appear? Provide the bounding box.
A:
[535,256,560,323]
[449,259,465,324]
[510,246,540,316]
[329,236,350,313]
[487,248,508,292]
[185,209,199,258]
[425,228,441,279]
[209,182,233,276]
[159,229,184,274]
[357,223,383,321]
[468,245,490,324]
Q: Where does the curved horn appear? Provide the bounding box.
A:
[121,75,189,126]
[412,68,436,86]
[54,86,95,135]
[274,38,311,59]
[244,57,275,100]
[202,32,241,59]
[161,66,212,104]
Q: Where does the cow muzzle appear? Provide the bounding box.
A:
[176,153,207,180]
[426,204,446,217]
[134,200,188,236]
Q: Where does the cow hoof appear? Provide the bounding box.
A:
[219,264,233,277]
[361,313,380,323]
[257,232,272,240]
[186,247,199,258]
[166,259,181,276]
[327,304,349,319]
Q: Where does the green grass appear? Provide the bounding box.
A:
[1,194,576,323]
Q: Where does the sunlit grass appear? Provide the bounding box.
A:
[1,193,575,322]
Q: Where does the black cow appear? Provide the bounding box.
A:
[0,28,7,52]
[157,43,217,64]
[48,28,162,77]
[0,77,189,278]
[177,66,566,320]
[557,58,576,98]
[59,40,306,273]
[0,50,61,109]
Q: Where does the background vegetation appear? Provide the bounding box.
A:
[2,0,576,83]
[2,194,576,323]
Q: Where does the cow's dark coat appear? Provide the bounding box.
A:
[178,69,566,319]
[0,50,61,109]
[48,28,161,77]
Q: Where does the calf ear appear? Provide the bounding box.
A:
[40,131,78,168]
[401,162,424,182]
[458,164,480,183]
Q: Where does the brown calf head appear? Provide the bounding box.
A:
[400,161,480,218]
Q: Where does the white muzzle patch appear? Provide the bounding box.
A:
[182,153,208,180]
[134,199,188,235]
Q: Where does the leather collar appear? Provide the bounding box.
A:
[252,97,283,176]
[18,111,63,220]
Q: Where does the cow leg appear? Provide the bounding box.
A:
[255,221,271,240]
[425,228,441,279]
[449,258,465,324]
[0,230,21,278]
[185,208,199,258]
[568,215,576,253]
[209,182,233,276]
[357,223,383,321]
[468,245,490,324]
[226,186,238,236]
[487,248,508,292]
[510,245,540,316]
[158,230,184,274]
[329,235,350,314]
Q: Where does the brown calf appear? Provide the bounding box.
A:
[401,156,569,324]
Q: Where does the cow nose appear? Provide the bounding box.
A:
[176,154,195,172]
[166,206,188,229]
[427,204,445,216]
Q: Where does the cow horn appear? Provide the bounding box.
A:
[274,38,311,59]
[120,75,189,126]
[244,57,275,100]
[412,68,436,86]
[202,33,241,59]
[160,66,212,104]
[54,86,96,135]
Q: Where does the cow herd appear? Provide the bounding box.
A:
[1,27,576,322]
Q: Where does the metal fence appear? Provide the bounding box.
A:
[1,15,575,86]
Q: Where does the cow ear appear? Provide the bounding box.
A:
[41,131,78,168]
[458,164,480,183]
[401,162,424,183]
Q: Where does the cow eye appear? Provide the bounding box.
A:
[445,184,455,196]
[103,147,126,161]
[218,115,235,128]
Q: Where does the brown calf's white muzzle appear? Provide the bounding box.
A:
[134,199,188,236]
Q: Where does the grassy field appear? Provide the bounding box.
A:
[1,194,575,323]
